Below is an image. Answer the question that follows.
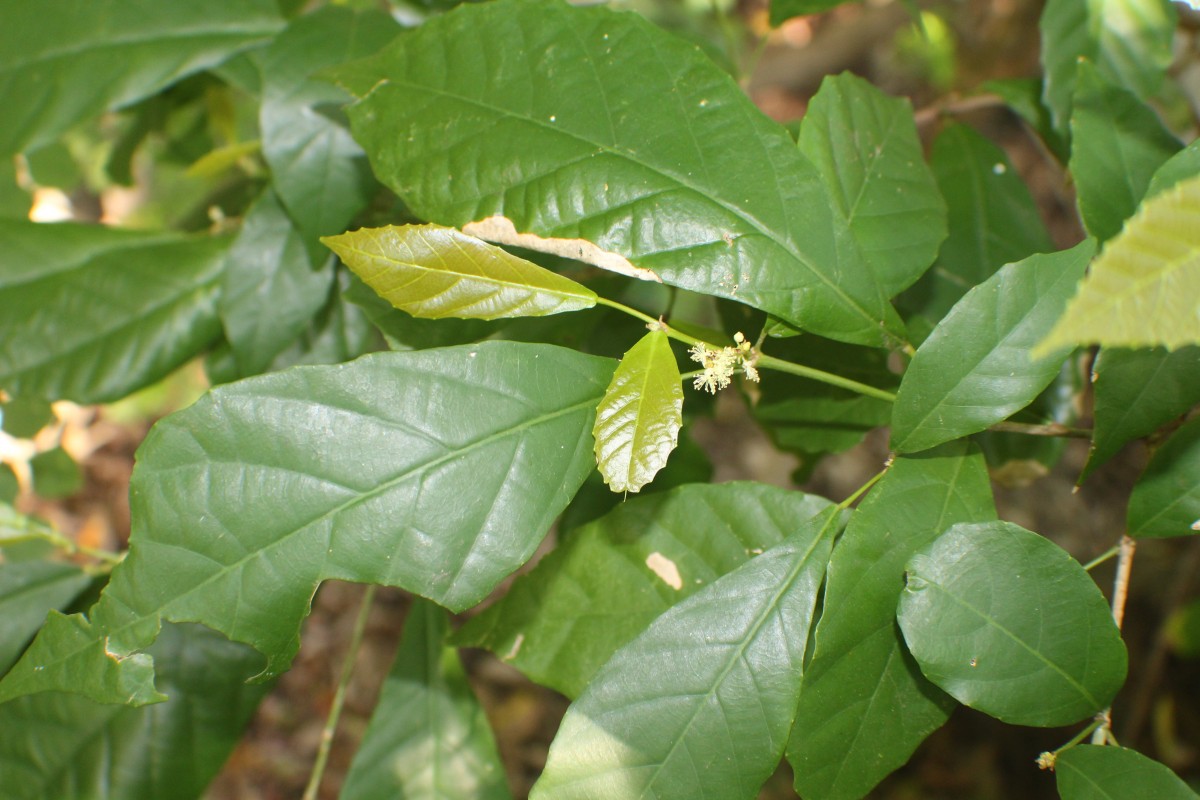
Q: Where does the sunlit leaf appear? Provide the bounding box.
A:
[593,329,682,493]
[532,509,838,800]
[1040,0,1176,136]
[0,0,283,156]
[323,225,598,320]
[789,441,995,800]
[1057,745,1199,800]
[341,599,510,800]
[898,521,1127,726]
[1037,176,1200,353]
[892,241,1095,453]
[331,0,905,346]
[453,482,834,697]
[1128,417,1200,539]
[0,343,613,706]
[0,221,227,404]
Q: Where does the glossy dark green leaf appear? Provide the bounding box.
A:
[1039,0,1176,136]
[218,189,334,376]
[0,0,283,156]
[593,330,682,493]
[1057,745,1199,800]
[899,123,1053,326]
[332,0,905,347]
[0,623,270,800]
[0,342,613,706]
[0,561,91,675]
[1128,417,1200,539]
[1069,62,1181,243]
[453,482,834,697]
[324,225,598,320]
[341,599,510,800]
[788,441,996,800]
[898,521,1127,726]
[532,509,838,800]
[1085,347,1200,479]
[891,240,1095,453]
[264,268,381,370]
[257,6,399,242]
[0,221,227,404]
[799,72,945,297]
[756,393,890,457]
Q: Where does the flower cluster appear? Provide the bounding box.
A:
[688,332,759,394]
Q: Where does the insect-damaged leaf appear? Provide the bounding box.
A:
[323,225,597,320]
[0,342,612,706]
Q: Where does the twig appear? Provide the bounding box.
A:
[1121,539,1200,744]
[1090,535,1137,745]
[987,420,1092,439]
[303,584,378,800]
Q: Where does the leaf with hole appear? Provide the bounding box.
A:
[0,342,613,706]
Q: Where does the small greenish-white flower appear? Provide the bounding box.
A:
[689,333,759,393]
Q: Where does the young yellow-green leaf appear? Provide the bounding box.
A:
[322,225,597,320]
[898,521,1127,727]
[1128,417,1200,539]
[1057,746,1200,800]
[1038,175,1200,354]
[593,329,683,493]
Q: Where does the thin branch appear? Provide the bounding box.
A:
[1090,535,1137,745]
[987,420,1092,439]
[303,584,378,800]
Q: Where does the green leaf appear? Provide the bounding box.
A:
[1,397,54,438]
[1084,347,1200,479]
[257,6,399,243]
[1128,417,1200,539]
[29,448,82,500]
[799,72,946,298]
[891,240,1096,453]
[219,189,334,377]
[0,342,613,706]
[332,0,905,347]
[0,221,228,403]
[899,123,1053,326]
[1039,0,1176,136]
[769,1,855,25]
[453,482,834,697]
[593,330,682,493]
[788,441,996,800]
[264,267,381,371]
[1057,746,1200,800]
[1146,138,1200,199]
[0,623,270,800]
[341,599,510,800]
[0,561,92,675]
[897,521,1127,726]
[0,0,283,156]
[1040,174,1200,353]
[323,225,598,320]
[531,509,838,800]
[982,78,1068,162]
[1069,62,1181,244]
